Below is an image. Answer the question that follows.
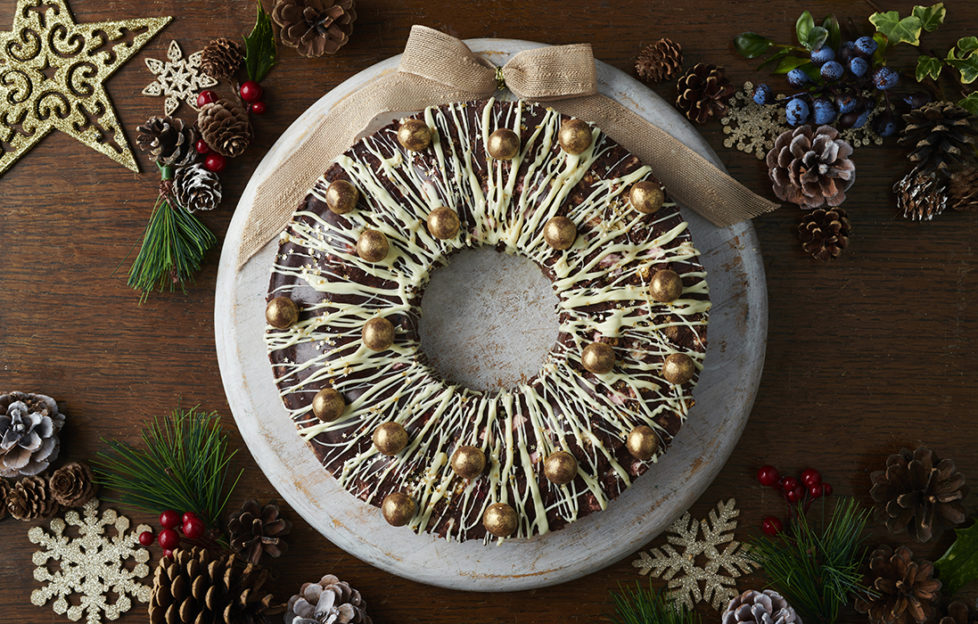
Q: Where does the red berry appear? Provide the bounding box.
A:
[808,484,822,499]
[801,468,821,487]
[250,101,267,115]
[182,516,205,540]
[781,477,799,493]
[162,548,174,558]
[181,511,198,524]
[757,465,779,487]
[822,482,833,496]
[761,516,783,536]
[158,528,180,550]
[786,486,803,503]
[194,140,210,154]
[159,510,181,530]
[138,530,154,547]
[196,90,217,107]
[240,80,263,103]
[204,153,226,172]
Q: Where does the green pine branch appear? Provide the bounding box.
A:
[609,581,700,624]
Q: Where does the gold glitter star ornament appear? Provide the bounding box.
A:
[141,40,218,116]
[0,0,171,176]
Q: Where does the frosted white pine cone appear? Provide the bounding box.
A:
[722,589,802,624]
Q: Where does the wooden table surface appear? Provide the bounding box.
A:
[2,0,977,622]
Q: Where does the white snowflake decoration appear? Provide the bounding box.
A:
[141,40,218,116]
[633,498,755,611]
[28,498,153,624]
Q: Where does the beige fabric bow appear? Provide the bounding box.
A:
[241,26,778,266]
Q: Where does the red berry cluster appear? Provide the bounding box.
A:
[193,80,267,173]
[138,509,205,557]
[756,465,833,536]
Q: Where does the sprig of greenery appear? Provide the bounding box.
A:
[935,519,978,595]
[609,581,700,624]
[734,11,841,77]
[92,406,242,529]
[748,497,872,624]
[244,2,277,83]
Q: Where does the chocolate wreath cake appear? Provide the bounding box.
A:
[264,98,710,542]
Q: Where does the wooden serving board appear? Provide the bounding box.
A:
[214,39,767,592]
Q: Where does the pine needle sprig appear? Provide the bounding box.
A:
[609,580,700,624]
[748,497,872,624]
[92,406,242,530]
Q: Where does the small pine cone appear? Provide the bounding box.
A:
[798,207,850,261]
[272,0,357,57]
[49,461,97,507]
[722,589,801,624]
[894,168,948,221]
[634,38,683,84]
[870,446,966,542]
[198,99,252,158]
[949,167,978,211]
[174,163,222,213]
[855,545,941,624]
[228,500,292,566]
[7,475,59,521]
[136,117,199,167]
[675,63,735,124]
[0,391,65,477]
[201,37,244,80]
[899,102,978,177]
[767,125,855,209]
[285,574,372,624]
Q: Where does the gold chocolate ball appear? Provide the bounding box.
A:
[487,128,520,160]
[483,502,518,537]
[649,269,683,303]
[543,216,577,250]
[372,421,408,456]
[362,316,395,351]
[626,425,660,460]
[662,353,696,385]
[581,342,615,374]
[311,388,344,422]
[427,206,460,240]
[558,118,593,155]
[397,118,432,151]
[543,451,578,485]
[325,179,359,215]
[451,445,486,479]
[381,492,416,527]
[356,229,389,263]
[629,181,665,215]
[265,297,299,329]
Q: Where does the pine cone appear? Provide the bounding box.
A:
[675,63,735,125]
[767,125,855,209]
[0,391,65,478]
[7,474,59,521]
[136,117,199,167]
[174,163,222,213]
[285,574,372,624]
[894,168,948,221]
[870,446,966,542]
[899,102,978,177]
[855,545,941,624]
[635,38,683,84]
[272,0,357,58]
[949,167,978,211]
[0,478,10,521]
[148,547,278,624]
[201,38,244,80]
[722,589,801,624]
[798,207,850,261]
[49,461,97,507]
[228,500,292,566]
[198,99,252,159]
[940,601,976,624]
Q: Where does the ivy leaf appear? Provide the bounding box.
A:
[243,2,277,83]
[946,54,978,84]
[870,11,923,46]
[796,11,815,49]
[823,16,842,52]
[957,36,978,55]
[915,55,943,81]
[735,32,774,59]
[959,92,978,115]
[936,522,978,595]
[912,3,946,33]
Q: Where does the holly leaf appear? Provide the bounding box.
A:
[796,11,815,49]
[243,2,277,83]
[823,16,842,52]
[912,3,946,33]
[959,92,978,115]
[915,55,943,81]
[735,32,774,59]
[936,522,978,595]
[870,11,923,46]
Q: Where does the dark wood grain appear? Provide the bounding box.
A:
[1,0,977,622]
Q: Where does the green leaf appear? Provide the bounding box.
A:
[806,26,830,52]
[796,11,815,49]
[244,1,277,83]
[936,521,978,595]
[823,16,842,51]
[912,3,946,32]
[957,36,978,55]
[872,32,889,64]
[915,55,943,81]
[758,48,791,71]
[734,32,774,59]
[946,54,978,84]
[959,92,978,115]
[871,11,923,46]
[774,56,812,74]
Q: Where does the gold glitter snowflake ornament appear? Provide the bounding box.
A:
[29,498,153,624]
[633,498,755,611]
[142,40,218,116]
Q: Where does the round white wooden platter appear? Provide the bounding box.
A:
[214,38,768,592]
